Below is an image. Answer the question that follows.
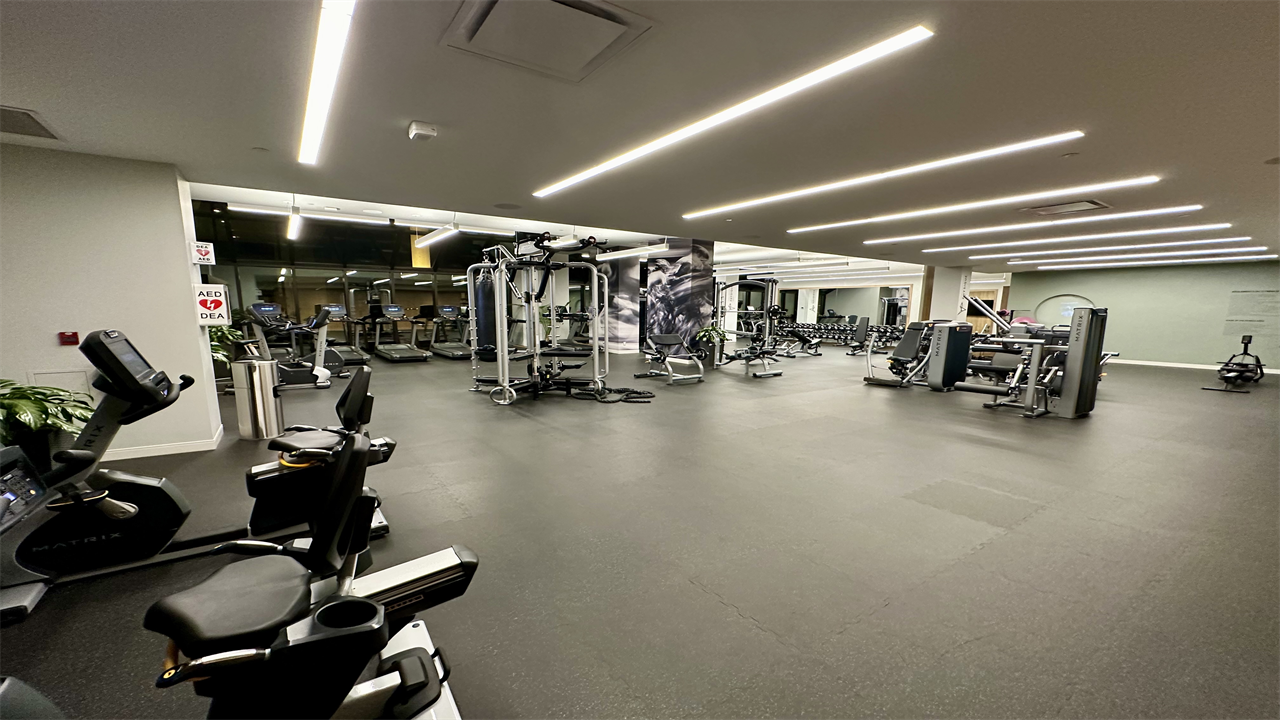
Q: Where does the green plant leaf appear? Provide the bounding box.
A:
[5,399,47,431]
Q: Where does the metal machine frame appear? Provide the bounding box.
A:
[713,279,783,378]
[466,240,609,405]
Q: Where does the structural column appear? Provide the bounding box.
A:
[926,266,973,322]
[797,288,819,323]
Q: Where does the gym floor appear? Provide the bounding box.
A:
[2,352,1277,719]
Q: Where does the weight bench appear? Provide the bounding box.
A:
[635,333,704,385]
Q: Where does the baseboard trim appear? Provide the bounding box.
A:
[103,424,224,461]
[1109,358,1278,374]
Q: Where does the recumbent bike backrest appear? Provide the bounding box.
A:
[336,365,374,431]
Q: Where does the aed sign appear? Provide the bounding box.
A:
[192,242,216,265]
[194,284,230,326]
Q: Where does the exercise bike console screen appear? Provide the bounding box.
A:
[79,329,171,399]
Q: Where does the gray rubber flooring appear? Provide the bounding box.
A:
[2,352,1277,719]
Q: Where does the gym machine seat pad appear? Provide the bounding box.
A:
[268,430,343,454]
[143,555,312,657]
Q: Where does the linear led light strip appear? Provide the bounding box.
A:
[400,222,515,236]
[740,265,892,277]
[416,224,459,248]
[595,242,671,260]
[970,236,1254,260]
[1038,255,1278,270]
[789,176,1161,234]
[301,212,388,225]
[227,205,389,226]
[684,131,1084,219]
[298,0,357,164]
[742,268,896,280]
[532,25,933,197]
[1011,246,1270,265]
[775,272,923,282]
[863,204,1204,245]
[924,223,1232,253]
[715,258,851,271]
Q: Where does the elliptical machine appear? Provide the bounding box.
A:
[0,330,391,625]
[1203,335,1266,393]
[244,303,346,389]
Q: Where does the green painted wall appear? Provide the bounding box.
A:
[1007,262,1280,365]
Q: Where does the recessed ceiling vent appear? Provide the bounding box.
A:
[0,106,58,139]
[440,0,654,83]
[1021,200,1110,216]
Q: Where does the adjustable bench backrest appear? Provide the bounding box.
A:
[648,333,693,357]
[853,316,870,343]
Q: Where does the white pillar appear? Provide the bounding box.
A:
[721,278,739,334]
[927,266,973,322]
[552,264,570,340]
[797,288,819,323]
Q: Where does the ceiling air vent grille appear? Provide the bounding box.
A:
[1021,200,1110,216]
[0,106,58,139]
[440,0,654,83]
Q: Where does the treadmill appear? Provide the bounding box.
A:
[429,305,471,359]
[316,303,369,366]
[368,304,430,362]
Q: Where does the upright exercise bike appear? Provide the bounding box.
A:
[0,330,391,625]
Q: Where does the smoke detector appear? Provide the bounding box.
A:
[408,121,438,141]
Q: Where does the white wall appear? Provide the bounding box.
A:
[0,145,222,458]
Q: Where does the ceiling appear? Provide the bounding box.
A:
[2,1,1276,273]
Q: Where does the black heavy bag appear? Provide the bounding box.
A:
[475,272,498,362]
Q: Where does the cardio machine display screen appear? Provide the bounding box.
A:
[115,339,155,378]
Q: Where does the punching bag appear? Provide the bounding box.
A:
[475,272,498,362]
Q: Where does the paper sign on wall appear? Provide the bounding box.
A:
[1224,290,1279,338]
[192,242,216,265]
[194,284,231,326]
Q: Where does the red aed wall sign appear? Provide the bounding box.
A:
[194,284,230,326]
[191,242,216,265]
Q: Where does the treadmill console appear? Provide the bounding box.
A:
[438,306,460,319]
[382,304,406,319]
[251,302,284,320]
[318,303,347,320]
[0,448,46,532]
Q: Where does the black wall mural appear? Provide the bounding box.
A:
[646,238,714,342]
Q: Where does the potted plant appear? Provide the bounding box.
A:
[209,325,244,380]
[693,325,728,362]
[0,380,95,473]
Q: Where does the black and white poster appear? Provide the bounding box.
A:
[646,238,714,341]
[604,255,641,352]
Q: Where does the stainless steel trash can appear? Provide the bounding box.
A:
[230,358,284,440]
